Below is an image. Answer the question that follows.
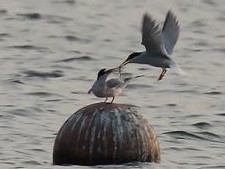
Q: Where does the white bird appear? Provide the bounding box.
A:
[119,10,185,81]
[88,68,144,103]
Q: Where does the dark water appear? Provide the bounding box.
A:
[0,0,225,169]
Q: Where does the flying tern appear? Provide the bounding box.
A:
[119,10,185,80]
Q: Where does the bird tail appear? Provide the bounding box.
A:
[124,75,145,83]
[87,88,92,94]
[170,63,187,76]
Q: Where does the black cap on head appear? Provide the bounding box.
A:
[120,52,142,67]
[127,52,141,61]
[97,68,106,79]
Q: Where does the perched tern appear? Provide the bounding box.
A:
[88,68,144,103]
[119,10,185,80]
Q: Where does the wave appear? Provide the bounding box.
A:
[57,56,95,62]
[192,122,212,129]
[17,13,42,20]
[8,45,49,51]
[164,130,222,142]
[23,70,63,78]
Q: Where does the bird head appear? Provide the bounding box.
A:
[97,68,118,80]
[119,52,142,68]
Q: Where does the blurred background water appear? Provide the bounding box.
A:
[0,0,225,169]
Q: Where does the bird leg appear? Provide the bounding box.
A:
[158,68,167,81]
[104,97,108,103]
[119,66,122,78]
[110,97,115,103]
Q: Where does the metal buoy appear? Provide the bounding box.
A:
[53,102,160,165]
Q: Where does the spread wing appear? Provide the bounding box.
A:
[141,13,167,55]
[162,10,180,55]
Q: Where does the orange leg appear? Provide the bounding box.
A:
[157,68,167,81]
[110,97,115,103]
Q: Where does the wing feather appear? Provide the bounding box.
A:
[141,13,166,55]
[162,10,180,55]
[106,79,123,89]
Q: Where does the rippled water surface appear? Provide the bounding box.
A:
[0,0,225,169]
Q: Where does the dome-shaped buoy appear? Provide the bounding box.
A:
[53,102,160,165]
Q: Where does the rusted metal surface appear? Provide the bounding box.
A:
[53,102,160,165]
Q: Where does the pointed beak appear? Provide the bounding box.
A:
[106,67,118,73]
[119,60,129,68]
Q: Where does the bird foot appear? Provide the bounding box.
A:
[157,75,164,81]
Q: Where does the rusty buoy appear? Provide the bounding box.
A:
[53,102,160,165]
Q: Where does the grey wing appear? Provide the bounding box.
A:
[162,10,180,55]
[106,78,124,89]
[141,13,167,55]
